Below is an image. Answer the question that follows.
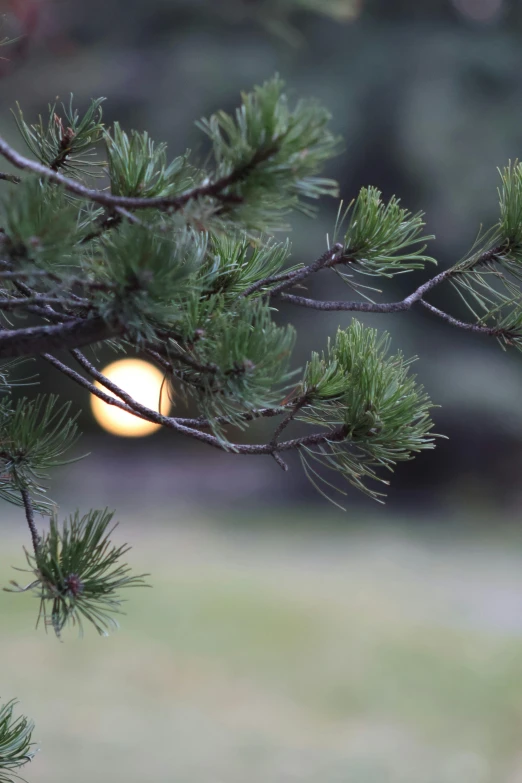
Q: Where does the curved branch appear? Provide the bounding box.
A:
[279,293,409,312]
[43,353,144,418]
[276,264,459,313]
[240,243,344,299]
[45,349,346,458]
[0,172,21,184]
[418,299,505,335]
[0,135,274,213]
[275,248,510,334]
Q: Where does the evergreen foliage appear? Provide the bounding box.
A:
[174,297,296,436]
[447,162,522,352]
[0,395,79,512]
[7,509,148,638]
[0,74,520,778]
[299,322,436,503]
[336,187,435,276]
[13,97,105,177]
[106,123,195,199]
[0,700,34,783]
[196,75,340,228]
[2,179,78,269]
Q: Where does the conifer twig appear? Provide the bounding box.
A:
[418,299,505,335]
[0,135,276,212]
[0,316,118,358]
[20,488,40,557]
[239,242,344,298]
[44,349,349,458]
[0,172,21,184]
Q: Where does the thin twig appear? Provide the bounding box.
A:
[43,353,151,418]
[272,452,289,471]
[47,351,289,436]
[265,244,344,297]
[0,295,89,310]
[20,488,40,557]
[270,395,309,443]
[275,257,491,318]
[0,135,276,213]
[180,406,288,429]
[279,293,410,312]
[47,349,348,457]
[268,394,309,471]
[418,299,505,335]
[0,172,21,184]
[0,316,118,358]
[239,243,344,299]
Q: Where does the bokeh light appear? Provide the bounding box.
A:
[90,358,171,437]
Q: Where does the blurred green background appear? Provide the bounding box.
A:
[2,1,522,781]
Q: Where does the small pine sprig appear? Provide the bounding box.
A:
[202,234,294,297]
[196,75,341,229]
[7,509,149,638]
[1,178,78,270]
[446,163,522,351]
[498,160,522,257]
[298,320,437,505]
[0,699,35,783]
[12,96,105,179]
[334,188,435,281]
[171,297,296,437]
[105,123,197,199]
[94,222,207,341]
[0,395,80,512]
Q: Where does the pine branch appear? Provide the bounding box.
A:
[20,488,40,557]
[0,295,89,310]
[273,250,517,340]
[279,292,410,311]
[1,79,520,517]
[45,348,349,458]
[181,406,288,429]
[8,73,522,781]
[0,699,35,783]
[268,394,309,471]
[7,509,149,638]
[0,173,21,184]
[0,135,285,213]
[42,353,142,418]
[47,350,289,432]
[243,243,344,298]
[0,317,118,358]
[418,300,505,336]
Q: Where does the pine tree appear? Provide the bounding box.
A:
[0,75,521,778]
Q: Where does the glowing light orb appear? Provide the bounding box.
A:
[91,358,171,437]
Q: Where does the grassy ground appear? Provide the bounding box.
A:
[3,513,522,783]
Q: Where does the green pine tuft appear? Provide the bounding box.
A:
[7,509,149,638]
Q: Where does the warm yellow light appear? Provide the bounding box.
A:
[91,358,171,437]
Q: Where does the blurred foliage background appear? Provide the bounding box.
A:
[3,2,522,782]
